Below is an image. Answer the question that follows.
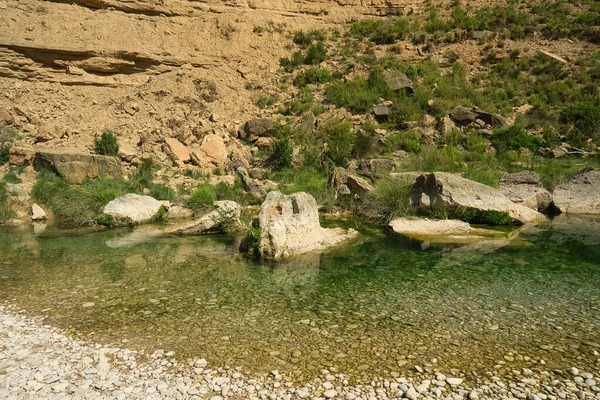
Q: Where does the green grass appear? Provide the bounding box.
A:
[364,175,414,223]
[267,169,334,206]
[31,159,174,226]
[0,181,14,222]
[0,141,10,166]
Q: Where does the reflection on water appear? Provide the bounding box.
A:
[0,217,599,382]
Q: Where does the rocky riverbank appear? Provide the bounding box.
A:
[1,304,599,400]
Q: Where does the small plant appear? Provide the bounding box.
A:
[293,30,326,47]
[245,225,262,255]
[2,169,21,184]
[96,213,114,227]
[253,25,265,34]
[255,95,277,108]
[453,207,515,225]
[352,121,378,160]
[94,131,120,157]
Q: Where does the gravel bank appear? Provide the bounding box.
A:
[1,305,599,400]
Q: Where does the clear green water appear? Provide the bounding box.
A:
[0,216,599,382]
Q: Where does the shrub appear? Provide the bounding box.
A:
[0,181,13,222]
[320,118,354,167]
[280,51,304,72]
[353,121,378,159]
[453,207,515,225]
[364,176,414,223]
[560,101,600,143]
[293,67,332,87]
[304,42,328,65]
[350,18,410,44]
[0,141,10,166]
[244,225,262,255]
[383,131,422,153]
[293,30,326,47]
[324,68,392,114]
[255,95,277,108]
[491,125,542,153]
[94,131,120,157]
[269,136,294,170]
[186,183,216,211]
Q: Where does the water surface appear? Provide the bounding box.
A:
[0,216,599,382]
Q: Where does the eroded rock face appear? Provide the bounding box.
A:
[168,201,240,234]
[411,172,546,224]
[103,194,162,224]
[499,171,553,213]
[258,191,358,258]
[36,151,122,184]
[553,168,600,214]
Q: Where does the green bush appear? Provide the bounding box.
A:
[350,18,410,44]
[280,87,314,116]
[245,225,262,255]
[560,101,600,144]
[255,95,277,108]
[353,121,378,160]
[491,125,542,153]
[453,207,515,225]
[186,183,216,211]
[0,181,13,222]
[324,68,392,114]
[280,51,304,72]
[94,131,120,157]
[293,67,332,87]
[320,118,354,167]
[269,136,294,170]
[364,176,414,223]
[304,42,328,65]
[0,141,10,166]
[293,30,326,47]
[383,131,422,154]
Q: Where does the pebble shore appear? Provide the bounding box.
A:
[1,305,599,400]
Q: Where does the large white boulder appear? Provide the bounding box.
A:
[168,201,241,234]
[258,191,358,258]
[411,172,547,224]
[553,168,600,214]
[103,194,163,224]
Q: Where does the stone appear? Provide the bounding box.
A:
[346,175,374,199]
[551,143,570,158]
[405,386,418,400]
[191,134,229,169]
[499,171,553,212]
[328,167,348,190]
[296,111,317,133]
[103,194,163,225]
[164,138,190,164]
[411,172,547,224]
[472,30,494,40]
[449,106,478,123]
[167,201,240,234]
[237,167,266,198]
[165,206,194,220]
[243,118,274,140]
[36,150,122,184]
[31,204,47,221]
[373,103,390,121]
[0,108,14,126]
[118,141,138,163]
[361,159,396,175]
[8,145,36,166]
[446,378,464,386]
[437,115,457,135]
[553,168,600,214]
[390,218,507,244]
[383,71,414,95]
[36,124,64,142]
[323,389,337,398]
[257,191,358,258]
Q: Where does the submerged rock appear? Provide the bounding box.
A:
[552,168,600,214]
[31,203,47,221]
[257,191,358,258]
[411,172,546,224]
[168,201,241,235]
[103,194,163,225]
[389,218,505,244]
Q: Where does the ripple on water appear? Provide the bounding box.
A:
[0,217,599,382]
